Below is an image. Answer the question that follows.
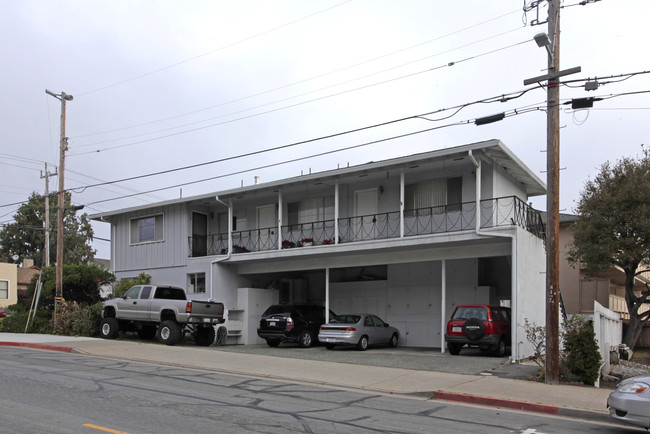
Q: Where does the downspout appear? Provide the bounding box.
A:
[209,196,232,302]
[469,150,519,362]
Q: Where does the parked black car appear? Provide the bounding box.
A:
[257,304,335,348]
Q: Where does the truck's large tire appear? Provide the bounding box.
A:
[157,320,181,346]
[100,318,120,339]
[195,325,215,346]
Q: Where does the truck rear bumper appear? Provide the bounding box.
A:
[187,317,225,325]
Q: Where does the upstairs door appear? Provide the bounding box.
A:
[257,204,276,250]
[192,212,208,257]
[353,189,378,241]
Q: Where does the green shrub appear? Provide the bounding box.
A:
[1,307,54,334]
[524,315,602,385]
[562,316,601,385]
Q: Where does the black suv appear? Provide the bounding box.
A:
[257,304,334,348]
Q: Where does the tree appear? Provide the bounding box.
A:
[0,192,95,266]
[113,272,152,298]
[24,264,115,308]
[568,146,650,349]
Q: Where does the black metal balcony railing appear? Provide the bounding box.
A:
[187,196,544,257]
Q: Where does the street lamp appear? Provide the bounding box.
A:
[533,32,554,61]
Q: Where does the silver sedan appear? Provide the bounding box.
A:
[318,313,399,351]
[607,375,650,429]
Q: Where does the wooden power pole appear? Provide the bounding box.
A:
[545,0,561,385]
[45,89,73,327]
[40,163,56,267]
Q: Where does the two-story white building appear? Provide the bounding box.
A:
[91,139,547,360]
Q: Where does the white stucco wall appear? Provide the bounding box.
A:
[514,226,547,359]
[492,162,527,201]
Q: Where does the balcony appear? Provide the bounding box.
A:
[188,196,543,257]
[609,294,650,320]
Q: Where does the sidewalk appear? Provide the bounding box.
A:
[0,333,612,423]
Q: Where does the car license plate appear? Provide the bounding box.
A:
[269,321,276,327]
[452,326,462,333]
[203,318,210,323]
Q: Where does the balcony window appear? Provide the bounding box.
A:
[130,214,163,244]
[405,177,462,215]
[288,197,334,225]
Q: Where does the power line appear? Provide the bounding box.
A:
[83,105,546,208]
[67,85,544,195]
[2,78,647,211]
[71,38,531,156]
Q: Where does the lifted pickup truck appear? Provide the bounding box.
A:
[100,285,225,346]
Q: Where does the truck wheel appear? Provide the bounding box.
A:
[448,343,462,355]
[100,318,120,339]
[195,326,216,346]
[266,339,281,347]
[157,320,181,346]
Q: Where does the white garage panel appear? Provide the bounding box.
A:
[327,260,479,348]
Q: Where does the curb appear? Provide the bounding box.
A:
[433,390,559,415]
[0,341,73,353]
[432,390,614,425]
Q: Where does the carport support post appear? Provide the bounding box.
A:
[441,259,446,353]
[400,169,405,238]
[278,191,283,250]
[325,268,330,323]
[334,181,339,244]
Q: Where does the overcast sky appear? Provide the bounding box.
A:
[1,0,648,260]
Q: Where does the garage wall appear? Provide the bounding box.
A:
[329,258,482,348]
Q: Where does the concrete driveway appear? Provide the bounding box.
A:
[214,343,539,380]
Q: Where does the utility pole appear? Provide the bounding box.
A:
[545,0,561,385]
[523,0,581,384]
[40,163,57,267]
[46,89,73,327]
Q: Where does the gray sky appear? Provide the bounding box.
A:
[1,0,648,260]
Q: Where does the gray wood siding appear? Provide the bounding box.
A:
[113,204,188,272]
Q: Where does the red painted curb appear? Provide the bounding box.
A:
[433,391,559,415]
[0,342,73,353]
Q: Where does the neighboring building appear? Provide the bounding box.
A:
[91,139,547,360]
[16,259,40,293]
[0,262,18,308]
[558,213,650,346]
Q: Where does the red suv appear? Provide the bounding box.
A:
[444,305,511,356]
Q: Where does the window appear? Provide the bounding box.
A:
[405,177,463,215]
[140,286,152,299]
[0,280,8,299]
[124,286,141,300]
[130,214,163,244]
[288,197,334,225]
[187,273,206,294]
